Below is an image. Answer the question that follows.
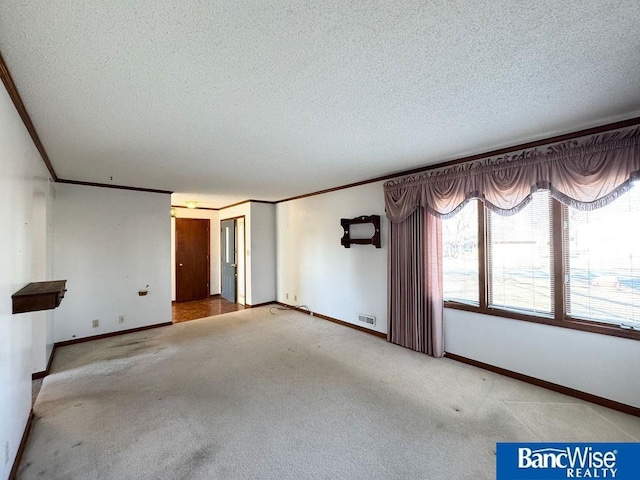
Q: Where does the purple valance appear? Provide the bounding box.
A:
[384,127,640,223]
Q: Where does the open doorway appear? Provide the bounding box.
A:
[220,216,246,306]
[172,208,246,323]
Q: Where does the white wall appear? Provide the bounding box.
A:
[218,201,276,306]
[45,185,55,365]
[237,217,246,304]
[30,182,54,374]
[444,309,640,408]
[276,182,387,334]
[276,179,639,408]
[170,207,220,300]
[0,83,51,480]
[53,184,172,342]
[250,203,276,305]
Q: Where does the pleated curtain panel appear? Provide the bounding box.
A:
[384,126,640,357]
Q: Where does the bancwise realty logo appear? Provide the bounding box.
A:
[497,443,640,479]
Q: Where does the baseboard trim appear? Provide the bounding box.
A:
[9,409,34,480]
[276,302,387,339]
[31,345,57,380]
[444,353,640,417]
[247,301,277,308]
[54,322,173,349]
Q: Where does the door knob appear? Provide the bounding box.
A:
[231,263,237,268]
[179,263,183,267]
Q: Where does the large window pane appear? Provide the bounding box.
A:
[567,185,640,328]
[442,200,479,305]
[488,191,553,315]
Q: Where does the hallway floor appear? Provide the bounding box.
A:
[172,295,245,323]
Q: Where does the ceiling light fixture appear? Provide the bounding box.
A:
[185,201,198,209]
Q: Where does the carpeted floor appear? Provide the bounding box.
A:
[18,307,640,479]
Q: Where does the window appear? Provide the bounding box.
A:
[487,191,552,315]
[442,201,479,305]
[442,186,640,338]
[567,185,640,328]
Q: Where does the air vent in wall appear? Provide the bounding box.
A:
[358,314,376,326]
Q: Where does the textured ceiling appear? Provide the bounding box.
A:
[1,1,640,207]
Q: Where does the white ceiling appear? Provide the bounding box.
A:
[1,1,639,208]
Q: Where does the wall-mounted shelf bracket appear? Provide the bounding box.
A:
[340,215,381,248]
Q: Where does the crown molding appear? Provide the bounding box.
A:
[219,199,276,210]
[171,205,220,211]
[56,178,172,195]
[4,50,638,206]
[0,50,58,181]
[275,115,640,204]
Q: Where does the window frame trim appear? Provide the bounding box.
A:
[444,300,639,340]
[443,197,640,341]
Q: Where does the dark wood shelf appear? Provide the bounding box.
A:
[341,215,381,248]
[12,280,67,314]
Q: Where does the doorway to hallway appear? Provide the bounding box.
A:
[220,218,236,303]
[220,216,246,306]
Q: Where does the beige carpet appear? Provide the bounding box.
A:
[19,307,640,479]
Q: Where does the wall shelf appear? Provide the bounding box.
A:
[340,215,381,248]
[12,280,67,314]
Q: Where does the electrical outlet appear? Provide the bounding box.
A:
[92,319,99,328]
[286,293,289,299]
[4,441,9,466]
[119,315,125,324]
[294,295,297,302]
[358,314,376,326]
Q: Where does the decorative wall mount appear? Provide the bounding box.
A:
[340,215,381,248]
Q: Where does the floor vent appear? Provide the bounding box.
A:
[358,314,376,326]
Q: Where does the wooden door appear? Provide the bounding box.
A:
[220,219,237,303]
[176,218,210,302]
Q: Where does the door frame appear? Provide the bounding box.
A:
[220,215,246,306]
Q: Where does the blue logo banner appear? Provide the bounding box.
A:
[497,442,640,479]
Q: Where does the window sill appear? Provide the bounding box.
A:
[444,301,640,341]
